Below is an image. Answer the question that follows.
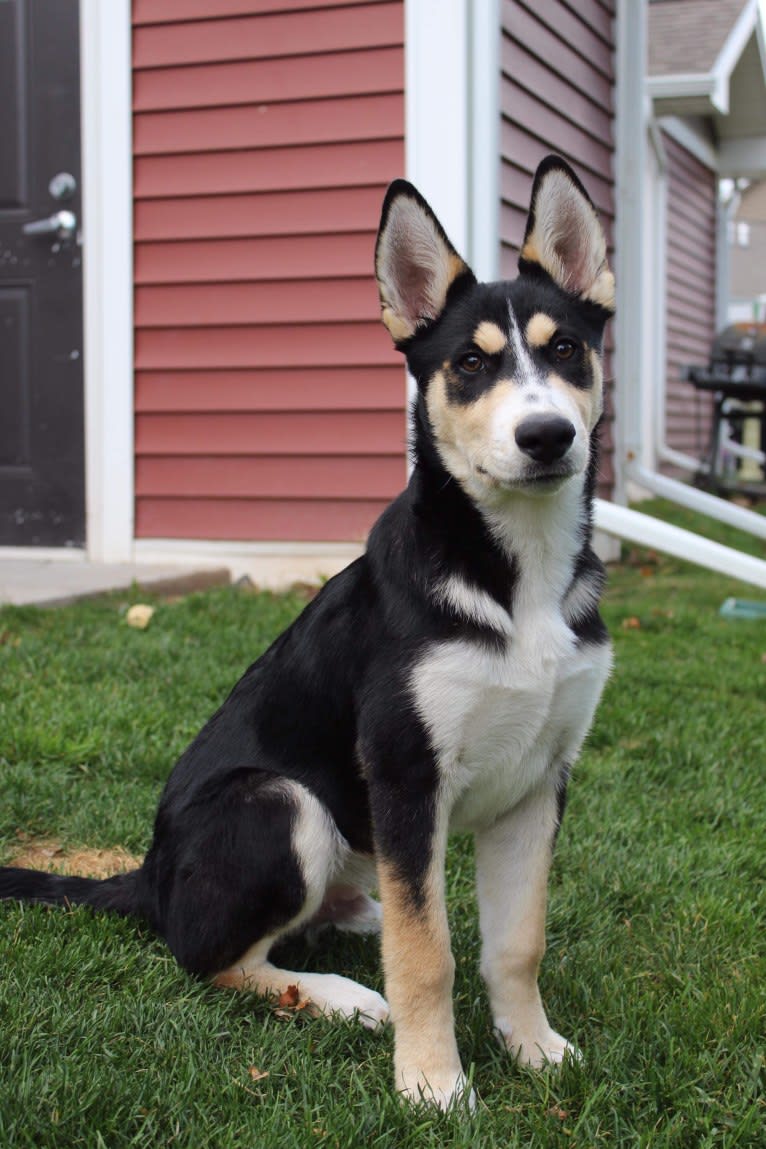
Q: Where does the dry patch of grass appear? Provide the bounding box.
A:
[8,832,141,878]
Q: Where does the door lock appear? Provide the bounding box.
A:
[48,171,77,201]
[22,210,77,241]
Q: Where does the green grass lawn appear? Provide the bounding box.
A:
[0,506,764,1148]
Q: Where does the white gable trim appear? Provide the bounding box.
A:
[647,0,765,120]
[715,0,761,85]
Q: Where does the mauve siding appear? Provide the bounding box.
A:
[499,0,616,496]
[663,131,716,465]
[132,0,405,543]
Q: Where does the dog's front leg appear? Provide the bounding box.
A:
[373,795,471,1110]
[475,778,578,1068]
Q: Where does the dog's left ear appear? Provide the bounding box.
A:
[375,180,475,345]
[519,156,615,313]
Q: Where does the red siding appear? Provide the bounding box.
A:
[132,0,405,543]
[499,0,616,496]
[663,132,716,466]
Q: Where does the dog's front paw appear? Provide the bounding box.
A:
[396,1064,476,1112]
[495,1018,581,1068]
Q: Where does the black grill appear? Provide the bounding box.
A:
[682,324,766,494]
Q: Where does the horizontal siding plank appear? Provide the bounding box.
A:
[501,90,612,183]
[666,323,716,352]
[560,0,614,37]
[499,200,528,252]
[134,47,404,111]
[509,0,613,76]
[666,329,716,356]
[135,367,406,413]
[133,3,403,68]
[666,269,716,296]
[134,93,404,155]
[135,411,407,455]
[500,13,612,106]
[135,496,388,542]
[668,223,717,253]
[133,0,376,23]
[501,44,612,143]
[134,139,404,198]
[134,233,377,284]
[135,279,383,327]
[134,186,387,241]
[135,454,405,499]
[135,322,396,370]
[669,191,716,227]
[500,161,533,214]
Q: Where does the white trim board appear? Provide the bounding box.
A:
[134,540,365,590]
[404,0,470,413]
[79,0,134,563]
[613,0,649,504]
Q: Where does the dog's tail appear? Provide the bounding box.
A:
[0,865,140,917]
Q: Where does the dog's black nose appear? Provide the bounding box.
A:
[514,415,576,464]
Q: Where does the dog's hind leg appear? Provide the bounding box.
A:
[199,785,385,1029]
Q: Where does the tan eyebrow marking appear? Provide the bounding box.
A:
[525,312,557,348]
[472,321,507,355]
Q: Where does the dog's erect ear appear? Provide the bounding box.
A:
[375,180,475,345]
[519,156,615,313]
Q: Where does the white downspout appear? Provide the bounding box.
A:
[613,0,649,507]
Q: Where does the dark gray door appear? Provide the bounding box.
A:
[0,0,85,547]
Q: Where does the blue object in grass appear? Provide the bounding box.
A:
[719,597,766,620]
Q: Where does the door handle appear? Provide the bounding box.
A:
[22,210,77,240]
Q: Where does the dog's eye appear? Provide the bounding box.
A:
[457,353,484,374]
[553,338,579,362]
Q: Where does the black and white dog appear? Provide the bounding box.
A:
[1,156,614,1109]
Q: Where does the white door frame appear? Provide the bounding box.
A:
[79,0,134,563]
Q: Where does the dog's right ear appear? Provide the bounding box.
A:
[375,180,475,345]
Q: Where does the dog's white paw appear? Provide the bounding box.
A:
[396,1066,476,1112]
[295,972,389,1030]
[495,1018,581,1068]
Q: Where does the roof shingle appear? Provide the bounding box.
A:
[648,0,749,76]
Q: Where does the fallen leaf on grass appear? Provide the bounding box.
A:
[247,1066,269,1082]
[547,1106,569,1121]
[126,603,155,630]
[273,984,321,1020]
[278,985,301,1008]
[621,616,642,630]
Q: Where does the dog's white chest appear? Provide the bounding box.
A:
[410,607,610,831]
